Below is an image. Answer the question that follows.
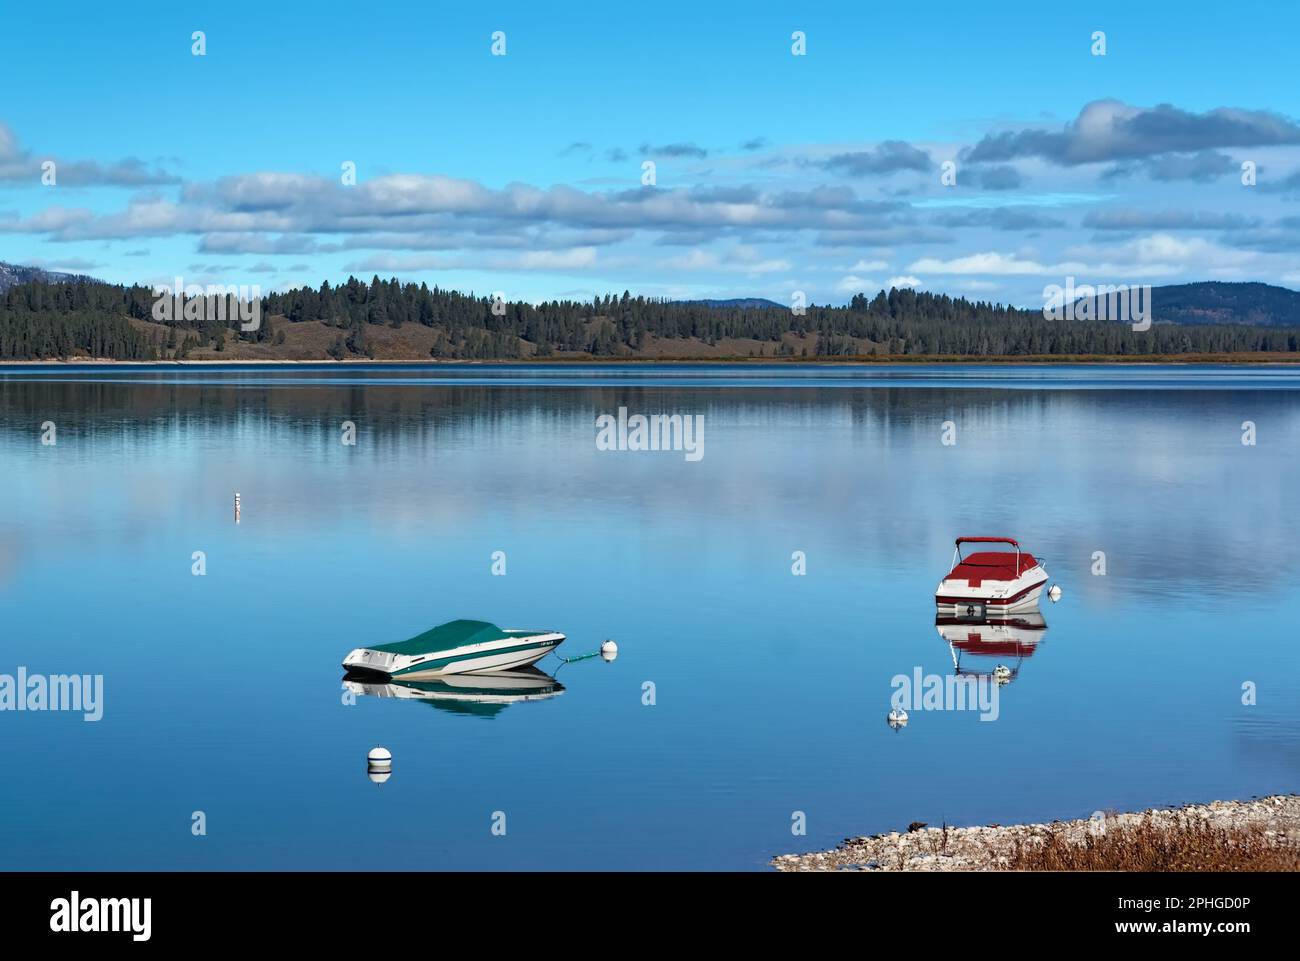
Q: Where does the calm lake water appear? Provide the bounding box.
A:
[1,363,1297,870]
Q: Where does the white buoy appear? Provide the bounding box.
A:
[234,491,241,523]
[600,639,618,662]
[887,707,908,731]
[367,746,392,785]
[1048,584,1062,602]
[993,664,1013,684]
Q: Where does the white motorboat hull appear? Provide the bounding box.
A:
[935,568,1048,617]
[342,631,564,679]
[399,639,560,678]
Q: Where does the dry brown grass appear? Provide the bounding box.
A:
[1006,812,1300,872]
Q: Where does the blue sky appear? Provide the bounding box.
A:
[3,0,1299,306]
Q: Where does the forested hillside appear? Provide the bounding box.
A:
[1140,282,1300,327]
[0,261,99,293]
[3,274,1300,361]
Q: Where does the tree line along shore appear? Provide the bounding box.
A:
[4,276,1300,362]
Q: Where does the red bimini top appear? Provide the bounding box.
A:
[946,551,1039,585]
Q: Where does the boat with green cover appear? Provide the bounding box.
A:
[342,619,565,678]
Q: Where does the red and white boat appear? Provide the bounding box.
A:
[935,536,1048,617]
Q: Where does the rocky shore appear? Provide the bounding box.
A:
[772,795,1300,871]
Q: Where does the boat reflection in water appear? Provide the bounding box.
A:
[935,612,1047,685]
[344,665,565,719]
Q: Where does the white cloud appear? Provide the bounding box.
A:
[835,274,878,292]
[664,247,792,275]
[345,247,598,273]
[907,251,1087,275]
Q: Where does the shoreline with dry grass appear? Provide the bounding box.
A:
[772,795,1300,871]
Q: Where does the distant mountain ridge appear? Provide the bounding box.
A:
[1068,281,1300,327]
[1147,282,1300,326]
[676,297,786,310]
[0,261,98,293]
[684,284,1300,327]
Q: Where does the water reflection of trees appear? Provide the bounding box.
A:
[2,378,1298,600]
[0,380,1128,440]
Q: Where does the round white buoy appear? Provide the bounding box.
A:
[600,639,618,662]
[887,707,908,731]
[1048,584,1062,602]
[367,745,392,785]
[993,664,1013,685]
